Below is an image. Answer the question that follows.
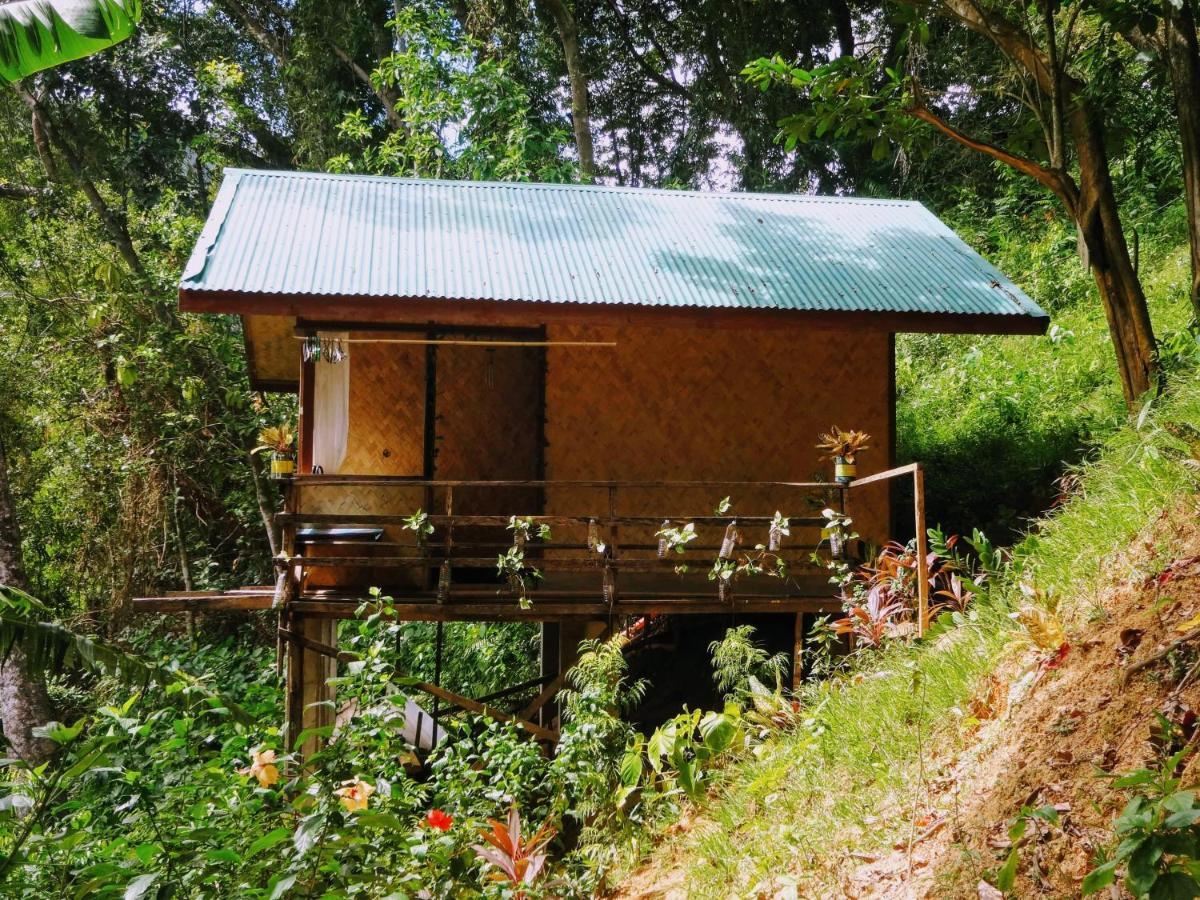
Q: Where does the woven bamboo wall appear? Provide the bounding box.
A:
[542,324,892,550]
[244,315,298,386]
[340,336,426,476]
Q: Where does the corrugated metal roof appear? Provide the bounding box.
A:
[181,168,1047,326]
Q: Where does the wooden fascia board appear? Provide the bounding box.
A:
[180,289,1051,336]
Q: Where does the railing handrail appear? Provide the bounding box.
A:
[291,475,847,490]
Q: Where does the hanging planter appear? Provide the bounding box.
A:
[270,450,296,479]
[816,426,872,486]
[833,455,857,485]
[255,423,297,481]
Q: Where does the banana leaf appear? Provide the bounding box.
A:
[0,0,141,84]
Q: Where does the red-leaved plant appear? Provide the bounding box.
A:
[834,534,981,645]
[473,807,556,893]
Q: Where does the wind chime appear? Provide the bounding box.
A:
[301,334,348,364]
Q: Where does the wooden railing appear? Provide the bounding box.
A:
[272,476,854,619]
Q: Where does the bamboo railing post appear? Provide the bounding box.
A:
[605,485,619,609]
[913,465,930,637]
[439,487,454,604]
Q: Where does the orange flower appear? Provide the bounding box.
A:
[238,748,279,788]
[425,809,453,831]
[334,777,375,813]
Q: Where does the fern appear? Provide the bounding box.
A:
[0,587,251,724]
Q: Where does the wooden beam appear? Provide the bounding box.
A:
[288,596,840,619]
[133,591,841,619]
[845,462,919,490]
[133,593,274,612]
[412,681,558,742]
[180,289,1050,336]
[278,627,359,664]
[519,671,567,721]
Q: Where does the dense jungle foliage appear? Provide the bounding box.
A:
[1,0,1200,895]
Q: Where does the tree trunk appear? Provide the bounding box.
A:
[1163,0,1200,321]
[1071,101,1159,404]
[0,439,54,764]
[247,445,280,558]
[538,0,596,180]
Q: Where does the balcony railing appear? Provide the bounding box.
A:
[273,476,855,620]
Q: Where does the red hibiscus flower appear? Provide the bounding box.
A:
[425,808,453,831]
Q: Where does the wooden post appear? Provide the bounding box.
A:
[913,465,929,637]
[792,612,805,691]
[285,611,338,758]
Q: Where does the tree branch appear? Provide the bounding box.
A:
[906,93,1079,215]
[602,0,688,96]
[217,0,290,67]
[13,85,147,280]
[330,43,405,131]
[0,183,47,201]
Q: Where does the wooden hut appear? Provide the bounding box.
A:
[141,169,1048,747]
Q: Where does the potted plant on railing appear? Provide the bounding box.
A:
[816,426,871,485]
[255,424,296,480]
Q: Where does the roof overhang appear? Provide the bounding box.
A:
[183,289,1050,337]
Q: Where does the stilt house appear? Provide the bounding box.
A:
[142,169,1048,748]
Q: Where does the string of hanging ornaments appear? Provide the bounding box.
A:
[301,334,348,363]
[296,335,615,353]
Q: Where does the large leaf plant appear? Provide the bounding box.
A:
[0,0,140,84]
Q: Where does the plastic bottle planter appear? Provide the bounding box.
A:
[834,454,857,485]
[269,451,295,479]
[823,526,845,560]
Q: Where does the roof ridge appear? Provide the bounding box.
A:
[223,168,920,207]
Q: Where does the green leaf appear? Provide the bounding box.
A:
[995,847,1020,892]
[620,743,644,788]
[1115,770,1158,789]
[1128,840,1165,895]
[1082,859,1118,895]
[32,720,84,745]
[1164,808,1200,829]
[676,758,698,798]
[293,812,326,856]
[1147,870,1200,899]
[247,827,292,858]
[699,711,738,754]
[123,873,158,900]
[269,874,297,900]
[205,848,241,865]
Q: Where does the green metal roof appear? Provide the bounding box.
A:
[181,168,1048,331]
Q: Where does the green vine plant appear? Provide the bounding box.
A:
[1083,745,1200,898]
[497,516,552,609]
[402,509,435,545]
[657,501,793,597]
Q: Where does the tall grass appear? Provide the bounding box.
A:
[629,369,1200,897]
[897,201,1194,541]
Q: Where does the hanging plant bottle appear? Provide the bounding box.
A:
[834,454,856,485]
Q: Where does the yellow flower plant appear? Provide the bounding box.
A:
[334,776,375,813]
[238,748,279,788]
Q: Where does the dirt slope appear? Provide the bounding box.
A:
[854,503,1200,898]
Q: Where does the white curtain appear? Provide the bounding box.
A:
[311,331,350,474]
